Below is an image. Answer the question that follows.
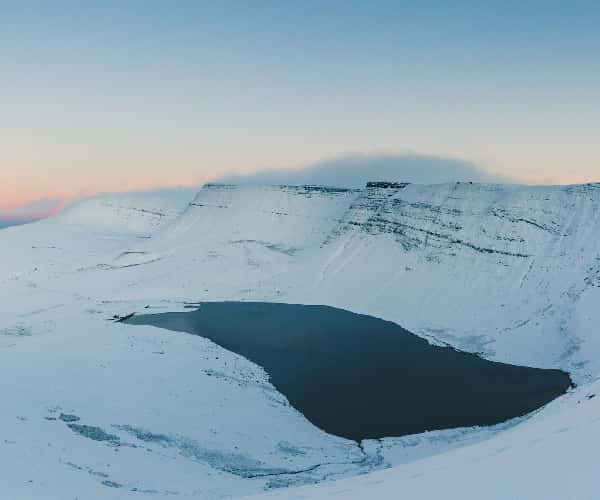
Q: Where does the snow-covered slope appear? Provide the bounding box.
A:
[0,189,190,283]
[54,189,191,236]
[154,183,358,250]
[1,181,599,499]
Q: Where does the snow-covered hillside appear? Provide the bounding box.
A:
[1,181,598,499]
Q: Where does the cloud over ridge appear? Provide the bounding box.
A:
[218,154,510,188]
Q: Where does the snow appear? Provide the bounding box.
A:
[1,181,599,499]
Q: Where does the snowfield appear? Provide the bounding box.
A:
[0,181,599,499]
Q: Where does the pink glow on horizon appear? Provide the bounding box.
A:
[0,199,68,222]
[0,175,208,215]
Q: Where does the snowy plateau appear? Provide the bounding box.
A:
[1,181,599,500]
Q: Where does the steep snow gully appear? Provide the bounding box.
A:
[0,181,599,499]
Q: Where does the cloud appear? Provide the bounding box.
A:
[0,198,66,228]
[218,153,510,188]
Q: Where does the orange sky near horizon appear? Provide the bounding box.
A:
[2,153,599,215]
[2,2,599,215]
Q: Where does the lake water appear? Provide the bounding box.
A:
[125,302,572,441]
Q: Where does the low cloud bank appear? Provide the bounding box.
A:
[0,198,66,229]
[218,154,510,188]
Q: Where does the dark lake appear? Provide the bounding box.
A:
[125,302,572,441]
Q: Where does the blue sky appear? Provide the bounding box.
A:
[1,1,599,211]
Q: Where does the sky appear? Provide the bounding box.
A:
[1,1,599,219]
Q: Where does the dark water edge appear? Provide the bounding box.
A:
[125,302,572,441]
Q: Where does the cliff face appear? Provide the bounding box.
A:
[333,182,599,257]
